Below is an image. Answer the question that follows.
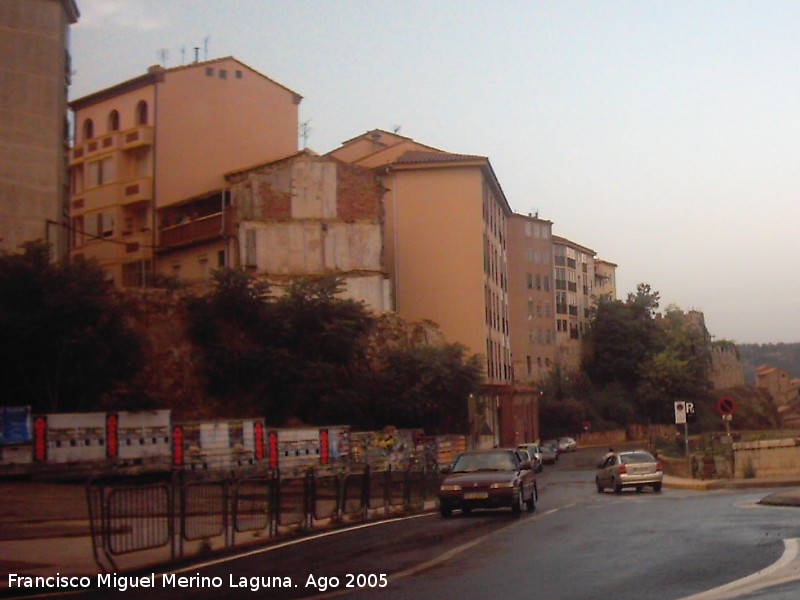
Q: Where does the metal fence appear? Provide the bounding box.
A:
[86,465,443,572]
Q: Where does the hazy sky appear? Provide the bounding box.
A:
[70,1,800,345]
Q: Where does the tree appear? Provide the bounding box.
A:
[0,242,142,412]
[186,268,289,420]
[364,342,483,434]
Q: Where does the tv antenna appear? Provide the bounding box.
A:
[299,119,312,148]
[157,48,169,66]
[204,35,211,60]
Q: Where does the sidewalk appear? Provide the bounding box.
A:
[664,474,800,505]
[2,476,800,593]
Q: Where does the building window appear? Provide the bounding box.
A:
[205,67,214,76]
[85,210,114,239]
[219,69,227,79]
[135,100,148,125]
[87,156,114,187]
[217,250,225,268]
[82,118,94,140]
[235,70,243,79]
[526,273,533,289]
[108,110,120,132]
[526,356,532,375]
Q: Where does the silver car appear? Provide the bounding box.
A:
[517,443,543,473]
[558,437,577,452]
[596,450,662,493]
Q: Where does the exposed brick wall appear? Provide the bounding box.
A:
[336,162,384,222]
[258,176,292,219]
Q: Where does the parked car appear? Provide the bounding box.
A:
[595,449,663,493]
[558,437,578,453]
[540,443,558,464]
[518,443,543,472]
[438,448,537,517]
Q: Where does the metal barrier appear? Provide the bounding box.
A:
[86,464,437,572]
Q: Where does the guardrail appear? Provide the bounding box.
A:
[86,465,443,572]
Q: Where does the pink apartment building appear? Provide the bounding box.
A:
[68,57,301,286]
[330,130,538,446]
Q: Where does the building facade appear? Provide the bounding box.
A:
[67,57,301,286]
[225,150,391,310]
[594,258,617,302]
[0,0,79,259]
[507,213,555,384]
[329,130,537,446]
[552,235,596,374]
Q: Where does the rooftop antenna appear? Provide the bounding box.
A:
[157,48,169,66]
[299,119,312,148]
[393,125,402,134]
[193,47,199,63]
[180,45,186,65]
[204,35,210,60]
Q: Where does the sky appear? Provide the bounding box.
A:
[69,0,800,345]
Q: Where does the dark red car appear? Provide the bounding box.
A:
[438,448,537,517]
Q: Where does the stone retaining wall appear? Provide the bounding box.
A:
[733,438,800,479]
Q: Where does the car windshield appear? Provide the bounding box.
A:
[620,452,656,464]
[452,452,516,472]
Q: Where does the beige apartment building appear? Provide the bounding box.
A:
[507,213,555,384]
[67,57,301,286]
[552,235,596,374]
[329,130,538,446]
[594,258,617,302]
[0,0,79,259]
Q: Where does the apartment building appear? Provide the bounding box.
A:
[507,213,556,384]
[0,0,79,259]
[225,149,391,310]
[594,259,617,302]
[67,57,301,286]
[329,130,537,446]
[552,235,596,374]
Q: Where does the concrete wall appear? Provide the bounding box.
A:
[733,438,800,479]
[229,152,390,311]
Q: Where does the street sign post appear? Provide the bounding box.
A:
[716,397,736,442]
[674,402,694,457]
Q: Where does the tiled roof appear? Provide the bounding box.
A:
[70,56,301,109]
[394,150,487,165]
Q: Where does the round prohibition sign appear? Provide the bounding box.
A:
[716,396,736,416]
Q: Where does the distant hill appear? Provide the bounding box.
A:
[737,343,800,384]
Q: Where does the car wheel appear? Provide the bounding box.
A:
[653,482,662,492]
[596,478,604,493]
[613,478,622,494]
[512,487,523,514]
[440,506,452,518]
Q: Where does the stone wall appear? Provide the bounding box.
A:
[732,438,800,479]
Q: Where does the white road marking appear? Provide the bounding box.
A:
[680,537,800,599]
[309,504,574,599]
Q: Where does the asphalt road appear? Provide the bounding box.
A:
[20,447,800,599]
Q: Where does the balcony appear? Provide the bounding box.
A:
[70,178,150,215]
[159,207,234,251]
[120,177,152,206]
[69,125,153,165]
[121,125,154,150]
